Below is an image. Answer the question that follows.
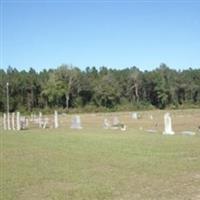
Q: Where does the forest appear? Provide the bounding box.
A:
[0,63,200,113]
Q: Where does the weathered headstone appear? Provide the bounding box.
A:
[163,113,174,135]
[7,112,11,130]
[111,116,126,131]
[16,112,21,131]
[54,110,59,128]
[3,113,7,130]
[132,112,138,119]
[112,116,120,126]
[111,117,120,129]
[71,115,82,129]
[11,112,15,130]
[39,112,42,128]
[103,118,110,129]
[20,116,26,129]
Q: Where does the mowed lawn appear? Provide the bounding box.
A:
[1,125,200,200]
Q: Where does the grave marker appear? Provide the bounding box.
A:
[7,112,11,130]
[39,112,42,128]
[71,115,82,129]
[3,113,7,130]
[103,118,110,129]
[163,113,174,135]
[11,112,15,130]
[16,112,21,131]
[54,110,59,128]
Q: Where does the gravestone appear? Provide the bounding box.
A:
[54,110,59,128]
[7,113,11,130]
[39,112,42,128]
[11,112,15,130]
[20,116,26,129]
[111,117,120,129]
[112,116,120,126]
[16,112,21,131]
[132,112,138,119]
[3,113,7,130]
[111,116,127,131]
[163,113,174,135]
[71,115,82,129]
[103,118,110,129]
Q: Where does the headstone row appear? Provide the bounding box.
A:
[3,110,59,131]
[3,112,23,131]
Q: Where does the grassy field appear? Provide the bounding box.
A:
[1,110,200,200]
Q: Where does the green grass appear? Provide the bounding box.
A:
[1,128,200,200]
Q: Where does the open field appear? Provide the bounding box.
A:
[1,109,200,200]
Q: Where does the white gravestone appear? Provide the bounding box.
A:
[16,112,21,131]
[39,112,42,128]
[111,117,126,131]
[132,112,138,119]
[54,110,59,128]
[71,115,82,129]
[112,116,120,126]
[112,117,120,129]
[163,113,174,135]
[11,112,15,130]
[7,112,11,130]
[3,113,7,130]
[103,118,110,129]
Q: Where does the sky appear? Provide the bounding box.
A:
[0,0,200,72]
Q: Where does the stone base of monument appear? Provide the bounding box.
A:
[146,129,157,133]
[163,131,175,135]
[181,131,196,136]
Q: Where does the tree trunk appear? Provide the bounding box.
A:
[135,83,139,102]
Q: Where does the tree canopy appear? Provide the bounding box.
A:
[0,64,200,113]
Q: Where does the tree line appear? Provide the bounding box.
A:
[0,63,200,113]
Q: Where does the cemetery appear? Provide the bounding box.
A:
[2,109,199,135]
[1,1,200,199]
[1,109,200,200]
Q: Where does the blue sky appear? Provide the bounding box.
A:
[0,0,200,71]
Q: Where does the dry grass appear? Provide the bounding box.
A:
[1,109,200,200]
